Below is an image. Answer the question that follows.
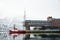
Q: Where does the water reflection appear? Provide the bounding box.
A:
[0,32,60,40]
[23,33,60,40]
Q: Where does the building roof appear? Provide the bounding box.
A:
[25,20,51,26]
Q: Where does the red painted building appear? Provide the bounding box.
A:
[47,16,60,27]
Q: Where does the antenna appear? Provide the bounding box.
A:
[23,8,26,30]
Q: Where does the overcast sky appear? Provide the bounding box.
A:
[0,0,60,20]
